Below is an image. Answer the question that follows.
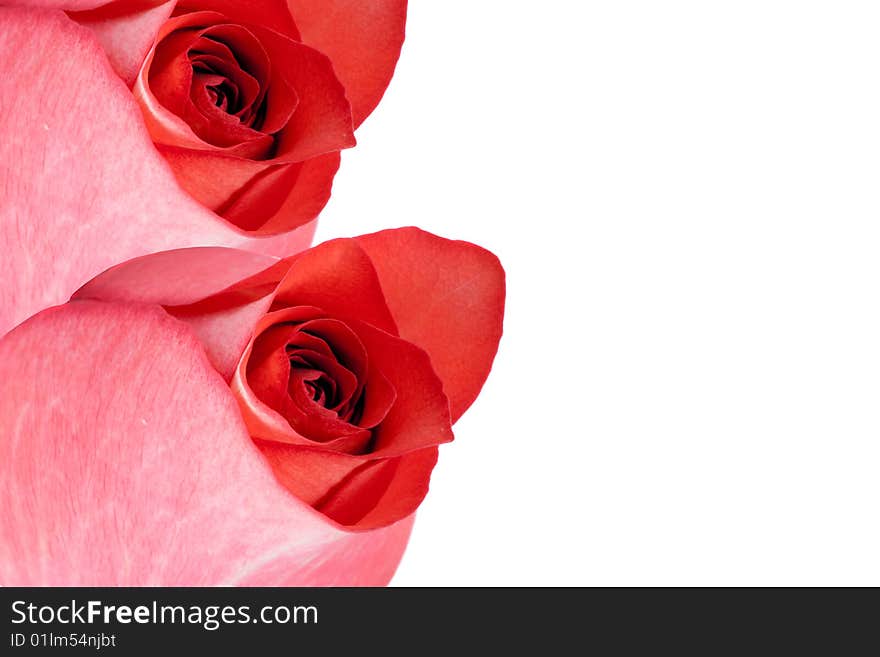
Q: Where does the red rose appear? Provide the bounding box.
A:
[67,0,407,233]
[77,228,506,528]
[0,229,504,584]
[0,301,417,586]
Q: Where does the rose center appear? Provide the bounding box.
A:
[299,368,336,405]
[195,71,238,113]
[189,47,263,129]
[287,343,364,425]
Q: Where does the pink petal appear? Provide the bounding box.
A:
[0,300,413,585]
[0,7,314,337]
[74,247,279,307]
[70,0,176,86]
[74,247,284,378]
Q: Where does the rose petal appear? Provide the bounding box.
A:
[0,8,314,336]
[224,154,342,234]
[274,238,398,334]
[154,149,340,234]
[349,320,454,458]
[255,441,365,508]
[315,457,402,526]
[354,352,397,430]
[70,0,176,86]
[287,0,408,127]
[74,247,278,307]
[176,0,299,38]
[328,447,439,529]
[257,441,439,530]
[74,247,285,379]
[133,11,232,151]
[248,24,356,163]
[357,228,506,422]
[0,300,414,585]
[4,0,148,10]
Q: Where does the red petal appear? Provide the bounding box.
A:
[357,228,506,422]
[133,11,226,151]
[249,24,356,162]
[5,1,154,10]
[349,320,453,458]
[0,301,414,585]
[70,0,176,86]
[256,441,438,530]
[287,0,407,127]
[250,154,342,234]
[156,150,340,234]
[255,441,365,507]
[315,457,403,526]
[176,0,299,38]
[0,8,313,336]
[275,238,398,334]
[338,447,439,529]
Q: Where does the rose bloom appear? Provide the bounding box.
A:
[72,0,407,233]
[0,229,505,584]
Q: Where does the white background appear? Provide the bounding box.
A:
[316,2,880,585]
